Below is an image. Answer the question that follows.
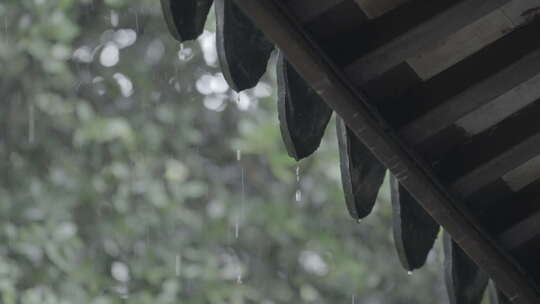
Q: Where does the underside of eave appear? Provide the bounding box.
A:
[230,0,540,303]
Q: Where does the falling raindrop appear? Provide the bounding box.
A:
[407,271,413,276]
[236,92,250,111]
[110,10,119,27]
[175,254,181,276]
[295,190,302,202]
[28,103,35,144]
[296,166,300,182]
[145,228,150,249]
[198,31,218,65]
[236,149,242,161]
[236,269,243,284]
[133,9,139,33]
[357,219,362,223]
[3,17,8,43]
[352,295,356,304]
[236,167,245,239]
[178,45,194,61]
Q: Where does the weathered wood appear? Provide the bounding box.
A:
[337,117,386,219]
[424,98,540,186]
[345,0,511,85]
[216,0,274,91]
[233,0,540,302]
[402,47,540,145]
[375,17,540,129]
[161,0,214,42]
[407,9,511,81]
[319,0,458,67]
[500,209,540,250]
[407,0,540,81]
[391,175,439,271]
[465,178,540,236]
[444,232,490,304]
[277,53,333,160]
[286,0,345,23]
[450,131,540,197]
[490,281,513,304]
[354,0,409,19]
[503,154,540,192]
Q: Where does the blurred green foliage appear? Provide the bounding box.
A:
[0,0,449,303]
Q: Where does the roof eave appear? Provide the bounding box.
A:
[231,0,540,303]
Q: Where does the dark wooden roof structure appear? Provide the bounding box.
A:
[160,0,540,303]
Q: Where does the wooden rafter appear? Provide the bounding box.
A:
[231,0,540,302]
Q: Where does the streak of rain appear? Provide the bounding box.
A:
[295,189,302,202]
[236,149,242,161]
[3,17,7,43]
[133,9,139,33]
[236,265,243,285]
[28,103,35,144]
[175,254,181,276]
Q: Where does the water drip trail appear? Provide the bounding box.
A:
[295,166,302,203]
[175,254,181,276]
[28,103,35,144]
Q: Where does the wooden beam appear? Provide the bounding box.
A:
[467,179,540,236]
[287,0,410,23]
[345,0,511,85]
[233,0,540,302]
[286,0,345,23]
[373,16,540,129]
[408,0,540,81]
[354,0,409,19]
[503,155,540,192]
[450,132,540,197]
[500,210,540,250]
[311,0,458,67]
[402,49,540,145]
[425,99,540,188]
